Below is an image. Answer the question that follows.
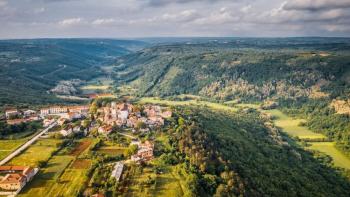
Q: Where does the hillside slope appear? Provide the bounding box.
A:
[114,38,350,101]
[168,107,350,196]
[0,39,146,106]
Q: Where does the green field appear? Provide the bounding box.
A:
[18,139,95,197]
[97,145,126,157]
[125,166,183,197]
[307,142,350,170]
[7,139,62,167]
[263,109,326,139]
[18,155,74,196]
[0,138,28,160]
[139,97,238,112]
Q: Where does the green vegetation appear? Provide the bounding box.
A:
[8,139,62,167]
[264,109,326,139]
[307,142,350,170]
[0,120,42,139]
[162,107,350,196]
[0,39,146,107]
[0,138,28,160]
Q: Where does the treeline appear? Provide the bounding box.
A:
[163,107,350,196]
[0,120,42,139]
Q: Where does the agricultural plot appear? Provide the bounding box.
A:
[0,138,28,160]
[70,139,92,157]
[19,139,95,196]
[97,146,126,157]
[124,166,183,197]
[307,142,350,170]
[7,139,62,166]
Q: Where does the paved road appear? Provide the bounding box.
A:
[0,122,57,166]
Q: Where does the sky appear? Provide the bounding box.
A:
[0,0,349,39]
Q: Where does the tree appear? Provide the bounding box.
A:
[125,144,138,157]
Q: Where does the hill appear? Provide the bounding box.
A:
[0,38,147,107]
[113,37,350,101]
[162,107,350,196]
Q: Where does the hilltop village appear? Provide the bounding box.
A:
[0,99,172,196]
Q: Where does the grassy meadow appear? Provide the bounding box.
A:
[307,142,350,170]
[0,138,28,160]
[7,139,62,167]
[139,97,238,112]
[124,165,183,197]
[263,109,326,139]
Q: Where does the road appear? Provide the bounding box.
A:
[117,132,136,139]
[0,122,57,166]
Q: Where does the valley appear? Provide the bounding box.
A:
[1,37,350,197]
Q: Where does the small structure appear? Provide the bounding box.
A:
[131,140,154,162]
[98,125,113,135]
[60,128,73,137]
[111,162,124,182]
[0,166,38,193]
[5,109,19,119]
[23,110,37,117]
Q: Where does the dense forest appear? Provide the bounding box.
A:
[161,107,350,197]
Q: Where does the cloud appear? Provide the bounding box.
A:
[34,7,46,14]
[191,7,240,26]
[141,0,231,7]
[92,18,115,25]
[0,0,7,7]
[162,9,199,22]
[241,4,252,13]
[58,17,84,26]
[283,0,350,11]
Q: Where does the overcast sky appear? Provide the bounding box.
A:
[0,0,349,39]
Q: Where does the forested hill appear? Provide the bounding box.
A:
[0,39,147,106]
[114,37,350,101]
[168,107,350,196]
[112,37,350,157]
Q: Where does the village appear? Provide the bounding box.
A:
[0,100,172,196]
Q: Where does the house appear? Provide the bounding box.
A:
[0,174,26,191]
[57,118,67,126]
[0,166,38,191]
[98,125,113,135]
[68,112,82,120]
[130,139,141,146]
[60,128,73,137]
[67,105,89,114]
[161,110,172,118]
[119,110,129,121]
[23,110,37,117]
[43,119,54,127]
[131,141,154,162]
[5,109,19,119]
[40,106,68,117]
[111,162,124,182]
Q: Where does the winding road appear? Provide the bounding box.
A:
[0,122,57,166]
